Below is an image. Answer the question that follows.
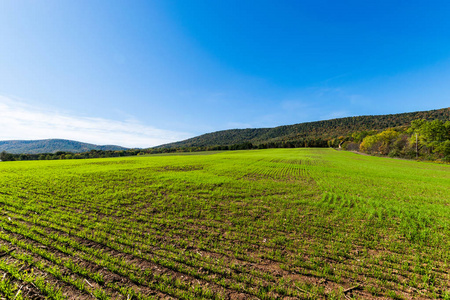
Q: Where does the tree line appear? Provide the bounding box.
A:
[0,149,143,161]
[340,119,450,161]
[142,118,450,162]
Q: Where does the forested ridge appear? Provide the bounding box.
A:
[158,107,450,149]
[0,139,127,154]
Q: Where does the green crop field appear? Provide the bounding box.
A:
[0,148,449,300]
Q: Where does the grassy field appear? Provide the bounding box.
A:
[0,148,449,300]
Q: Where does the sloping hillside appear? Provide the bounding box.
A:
[0,139,128,154]
[158,107,450,148]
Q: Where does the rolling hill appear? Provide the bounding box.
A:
[0,139,128,154]
[157,107,450,149]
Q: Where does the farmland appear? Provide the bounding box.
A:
[0,148,449,299]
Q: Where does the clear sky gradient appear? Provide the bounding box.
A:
[1,1,450,147]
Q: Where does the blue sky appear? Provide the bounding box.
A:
[1,1,450,147]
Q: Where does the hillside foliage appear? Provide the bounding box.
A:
[158,108,450,149]
[348,119,450,161]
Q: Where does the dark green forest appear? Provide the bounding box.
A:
[158,107,450,149]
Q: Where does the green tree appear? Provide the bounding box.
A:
[0,151,15,161]
[408,119,450,154]
[360,129,401,155]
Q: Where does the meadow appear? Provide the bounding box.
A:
[0,148,449,299]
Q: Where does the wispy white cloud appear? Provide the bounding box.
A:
[0,96,191,148]
[278,87,375,121]
[226,122,253,129]
[320,110,351,120]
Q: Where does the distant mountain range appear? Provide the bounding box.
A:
[0,139,128,154]
[157,107,450,149]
